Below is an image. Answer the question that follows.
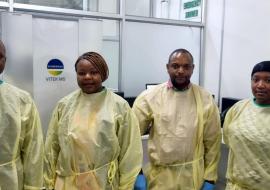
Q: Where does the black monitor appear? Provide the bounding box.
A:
[114,91,124,98]
[221,97,241,112]
[220,97,241,127]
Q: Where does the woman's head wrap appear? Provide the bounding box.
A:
[251,61,270,77]
[75,52,109,82]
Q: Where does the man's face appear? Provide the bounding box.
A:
[0,43,6,74]
[251,71,270,105]
[76,59,103,94]
[166,52,194,89]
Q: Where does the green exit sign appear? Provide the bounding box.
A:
[185,10,198,18]
[184,0,201,9]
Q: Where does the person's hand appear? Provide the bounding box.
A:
[201,181,215,190]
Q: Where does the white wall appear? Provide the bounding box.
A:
[203,0,223,100]
[221,0,270,100]
[204,0,270,104]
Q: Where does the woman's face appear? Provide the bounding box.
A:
[76,59,102,94]
[251,71,270,105]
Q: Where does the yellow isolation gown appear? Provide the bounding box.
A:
[223,99,270,190]
[133,83,221,190]
[0,82,44,190]
[44,88,143,190]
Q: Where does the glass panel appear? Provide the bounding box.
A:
[102,40,119,91]
[126,0,203,22]
[87,0,119,14]
[126,0,150,17]
[123,21,201,97]
[154,0,181,20]
[102,20,120,91]
[15,0,83,10]
[88,0,98,12]
[15,0,120,14]
[2,13,33,95]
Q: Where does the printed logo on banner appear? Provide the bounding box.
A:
[46,59,66,81]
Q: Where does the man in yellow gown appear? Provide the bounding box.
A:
[0,40,44,190]
[133,49,221,190]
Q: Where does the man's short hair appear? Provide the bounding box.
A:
[168,48,193,64]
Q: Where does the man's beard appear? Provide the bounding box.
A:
[171,78,190,90]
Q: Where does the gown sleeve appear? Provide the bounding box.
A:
[203,97,222,182]
[21,98,44,190]
[44,104,61,189]
[132,94,152,135]
[117,104,143,190]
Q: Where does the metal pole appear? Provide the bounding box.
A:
[217,0,226,108]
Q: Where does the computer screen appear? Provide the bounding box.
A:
[221,97,241,112]
[145,83,159,90]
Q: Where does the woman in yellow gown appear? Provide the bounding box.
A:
[44,52,142,190]
[224,61,270,190]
